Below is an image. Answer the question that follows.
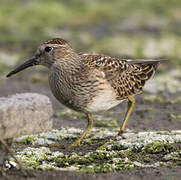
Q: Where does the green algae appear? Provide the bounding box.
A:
[142,141,178,154]
[7,128,181,173]
[169,114,181,122]
[58,109,118,128]
[170,97,181,104]
[15,135,37,144]
[16,147,51,168]
[59,109,86,119]
[144,95,181,106]
[145,107,154,113]
[144,95,165,103]
[94,119,118,128]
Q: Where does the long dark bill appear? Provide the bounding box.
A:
[6,58,38,77]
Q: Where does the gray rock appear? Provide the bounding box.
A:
[0,93,53,139]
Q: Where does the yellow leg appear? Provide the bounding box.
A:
[118,96,135,136]
[71,113,93,147]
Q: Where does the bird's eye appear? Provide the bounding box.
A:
[44,46,52,52]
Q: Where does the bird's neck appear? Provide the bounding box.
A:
[49,53,84,103]
[51,53,83,76]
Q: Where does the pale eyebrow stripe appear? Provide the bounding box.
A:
[53,45,67,49]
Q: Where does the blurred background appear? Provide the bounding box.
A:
[0,0,181,129]
[0,0,181,89]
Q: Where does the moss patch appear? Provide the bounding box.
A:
[8,128,181,173]
[144,95,165,103]
[168,114,181,122]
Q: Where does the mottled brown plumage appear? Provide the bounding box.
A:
[44,38,72,48]
[80,53,159,100]
[7,38,160,146]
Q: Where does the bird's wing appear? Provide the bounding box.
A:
[80,53,160,99]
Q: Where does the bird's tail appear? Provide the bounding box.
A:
[127,59,164,80]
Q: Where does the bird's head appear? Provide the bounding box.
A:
[6,38,73,77]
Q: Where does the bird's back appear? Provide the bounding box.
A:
[80,53,160,100]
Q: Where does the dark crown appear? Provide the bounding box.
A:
[44,38,72,48]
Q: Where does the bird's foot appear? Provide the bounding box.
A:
[118,129,124,136]
[70,139,82,147]
[117,130,126,139]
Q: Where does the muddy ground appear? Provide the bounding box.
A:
[0,71,181,179]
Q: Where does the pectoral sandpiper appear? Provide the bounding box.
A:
[7,38,160,146]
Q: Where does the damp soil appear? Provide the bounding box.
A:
[0,72,181,180]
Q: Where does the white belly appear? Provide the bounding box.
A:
[85,89,123,112]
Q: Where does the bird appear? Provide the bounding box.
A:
[6,38,160,147]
